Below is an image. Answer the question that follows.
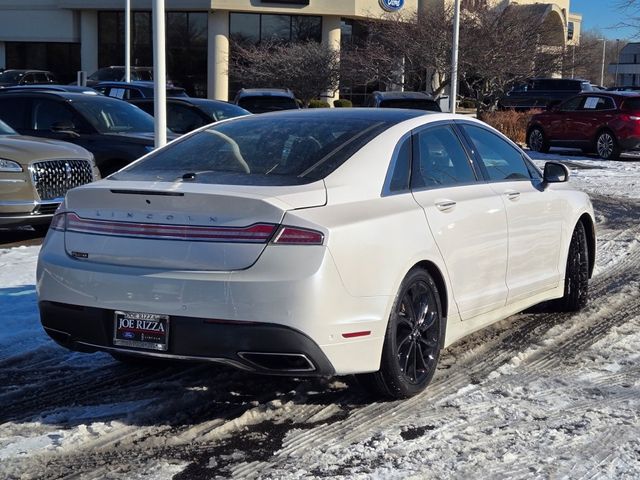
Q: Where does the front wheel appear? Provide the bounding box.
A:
[596,131,620,160]
[357,268,444,399]
[557,222,590,312]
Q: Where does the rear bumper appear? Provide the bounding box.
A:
[39,301,335,375]
[37,230,391,375]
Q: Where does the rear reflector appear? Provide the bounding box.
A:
[64,213,276,243]
[342,331,371,339]
[273,226,324,245]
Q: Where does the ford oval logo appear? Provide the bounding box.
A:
[123,331,136,339]
[380,0,404,12]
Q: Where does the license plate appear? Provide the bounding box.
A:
[113,311,169,351]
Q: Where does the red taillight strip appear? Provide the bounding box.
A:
[342,331,371,339]
[65,213,276,243]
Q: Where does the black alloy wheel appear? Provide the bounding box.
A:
[596,131,620,160]
[358,268,443,399]
[528,127,550,153]
[557,222,589,312]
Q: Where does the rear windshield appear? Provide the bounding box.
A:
[89,68,124,82]
[379,99,441,111]
[0,71,24,83]
[237,96,298,113]
[112,114,394,185]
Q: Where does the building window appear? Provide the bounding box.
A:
[229,13,321,44]
[567,21,574,41]
[5,42,80,84]
[98,11,207,97]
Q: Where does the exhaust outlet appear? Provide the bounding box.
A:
[237,352,316,372]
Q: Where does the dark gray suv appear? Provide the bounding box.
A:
[499,78,594,111]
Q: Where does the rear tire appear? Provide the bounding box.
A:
[596,131,620,160]
[357,268,444,399]
[527,127,550,153]
[557,222,589,312]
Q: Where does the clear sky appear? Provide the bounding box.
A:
[571,0,637,39]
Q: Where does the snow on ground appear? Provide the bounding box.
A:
[0,149,639,479]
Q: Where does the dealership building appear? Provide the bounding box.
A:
[0,0,581,103]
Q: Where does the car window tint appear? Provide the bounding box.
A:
[560,96,584,111]
[462,124,531,182]
[411,125,476,189]
[126,88,144,99]
[0,97,30,129]
[32,99,78,131]
[388,136,411,192]
[34,73,48,83]
[580,96,614,110]
[21,74,35,85]
[114,115,395,185]
[167,103,207,134]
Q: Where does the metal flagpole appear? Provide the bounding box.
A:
[125,0,131,83]
[152,0,167,148]
[450,0,461,114]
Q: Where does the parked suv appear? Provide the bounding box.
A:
[83,66,154,87]
[366,91,442,112]
[527,91,640,160]
[234,88,299,113]
[0,91,161,175]
[0,70,57,87]
[0,119,98,230]
[499,78,593,110]
[129,97,250,134]
[94,81,187,99]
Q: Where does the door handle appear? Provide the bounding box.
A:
[504,190,520,201]
[435,200,457,211]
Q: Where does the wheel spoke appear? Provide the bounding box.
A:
[397,330,413,353]
[403,341,414,375]
[416,342,430,372]
[411,341,418,381]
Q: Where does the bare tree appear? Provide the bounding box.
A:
[230,41,340,107]
[563,30,623,87]
[340,8,453,96]
[458,5,564,115]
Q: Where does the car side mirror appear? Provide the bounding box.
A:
[543,162,569,183]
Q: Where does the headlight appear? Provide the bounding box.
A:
[0,158,22,172]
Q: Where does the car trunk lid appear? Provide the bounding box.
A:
[63,180,326,270]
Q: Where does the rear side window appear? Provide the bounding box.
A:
[622,98,640,111]
[462,125,530,181]
[0,97,30,129]
[581,96,615,110]
[560,96,584,111]
[411,125,476,189]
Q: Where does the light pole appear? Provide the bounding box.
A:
[600,38,606,86]
[615,39,620,86]
[125,0,131,83]
[152,0,167,148]
[450,0,461,114]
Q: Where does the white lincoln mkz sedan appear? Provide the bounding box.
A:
[37,109,595,399]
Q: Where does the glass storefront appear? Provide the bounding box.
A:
[229,13,322,44]
[98,11,207,97]
[5,42,80,84]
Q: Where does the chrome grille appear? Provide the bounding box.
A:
[31,160,93,201]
